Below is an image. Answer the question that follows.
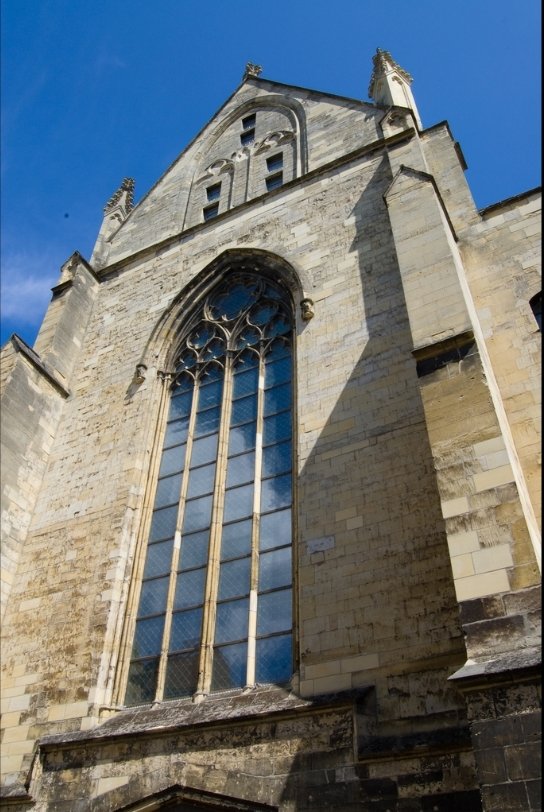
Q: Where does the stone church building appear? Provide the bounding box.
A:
[1,51,541,811]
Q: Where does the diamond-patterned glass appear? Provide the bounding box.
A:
[218,557,251,601]
[186,463,216,498]
[190,433,218,466]
[265,357,291,388]
[138,576,170,617]
[209,282,258,320]
[197,378,223,410]
[163,416,190,448]
[195,406,220,437]
[235,326,261,349]
[263,411,291,445]
[257,588,292,635]
[232,367,259,399]
[226,452,255,488]
[132,616,165,658]
[223,483,254,523]
[164,651,199,699]
[249,302,278,326]
[158,443,186,478]
[264,383,291,416]
[228,422,256,455]
[182,494,212,533]
[187,322,214,349]
[230,394,257,426]
[256,634,292,684]
[260,509,291,551]
[258,547,291,592]
[262,441,291,478]
[261,474,291,512]
[168,391,193,421]
[211,642,248,691]
[173,568,206,610]
[179,530,209,569]
[143,539,174,578]
[266,338,290,362]
[220,520,252,560]
[154,473,182,508]
[125,657,159,706]
[214,598,249,644]
[149,505,178,542]
[169,608,203,652]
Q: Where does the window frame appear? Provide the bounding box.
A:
[122,272,297,706]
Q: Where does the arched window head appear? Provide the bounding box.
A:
[126,273,294,705]
[530,292,541,331]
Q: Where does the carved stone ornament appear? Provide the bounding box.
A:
[104,177,135,214]
[368,48,413,99]
[300,298,315,321]
[134,363,147,383]
[243,62,263,80]
[254,130,295,154]
[197,158,234,184]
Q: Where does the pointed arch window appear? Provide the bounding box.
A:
[126,274,294,705]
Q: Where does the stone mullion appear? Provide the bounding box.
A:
[195,356,234,700]
[246,351,265,687]
[155,373,199,702]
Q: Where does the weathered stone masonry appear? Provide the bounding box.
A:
[1,51,540,811]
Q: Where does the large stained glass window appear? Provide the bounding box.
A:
[126,274,294,704]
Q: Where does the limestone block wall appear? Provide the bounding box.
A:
[0,144,469,789]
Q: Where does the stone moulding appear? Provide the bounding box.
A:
[9,334,71,398]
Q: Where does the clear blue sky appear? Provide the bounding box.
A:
[1,0,541,347]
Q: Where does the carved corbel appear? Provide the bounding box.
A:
[300,298,315,321]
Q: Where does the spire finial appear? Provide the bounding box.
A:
[104,177,135,214]
[368,48,421,129]
[243,62,263,81]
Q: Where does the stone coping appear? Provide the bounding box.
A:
[39,686,369,749]
[448,646,541,685]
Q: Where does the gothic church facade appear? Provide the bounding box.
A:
[1,52,541,811]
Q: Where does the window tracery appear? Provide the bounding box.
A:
[126,274,294,705]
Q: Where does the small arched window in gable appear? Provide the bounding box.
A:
[125,273,294,705]
[529,292,541,331]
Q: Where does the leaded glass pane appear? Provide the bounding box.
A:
[197,379,223,409]
[257,589,292,635]
[126,658,159,705]
[265,357,291,387]
[163,417,190,448]
[214,598,249,644]
[132,616,165,658]
[179,530,209,569]
[154,473,182,508]
[230,394,257,426]
[164,651,199,699]
[223,483,254,523]
[158,444,186,478]
[226,452,255,488]
[261,474,292,512]
[173,568,206,610]
[182,495,213,533]
[168,391,193,421]
[169,608,203,652]
[262,441,291,478]
[210,282,258,320]
[186,463,216,498]
[256,634,292,684]
[220,520,252,560]
[264,382,291,416]
[138,576,170,617]
[263,411,292,445]
[260,509,291,550]
[190,433,218,466]
[149,505,178,542]
[228,422,256,455]
[218,557,251,600]
[232,367,259,399]
[143,538,174,578]
[211,642,248,691]
[258,547,291,592]
[195,406,220,437]
[266,339,290,361]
